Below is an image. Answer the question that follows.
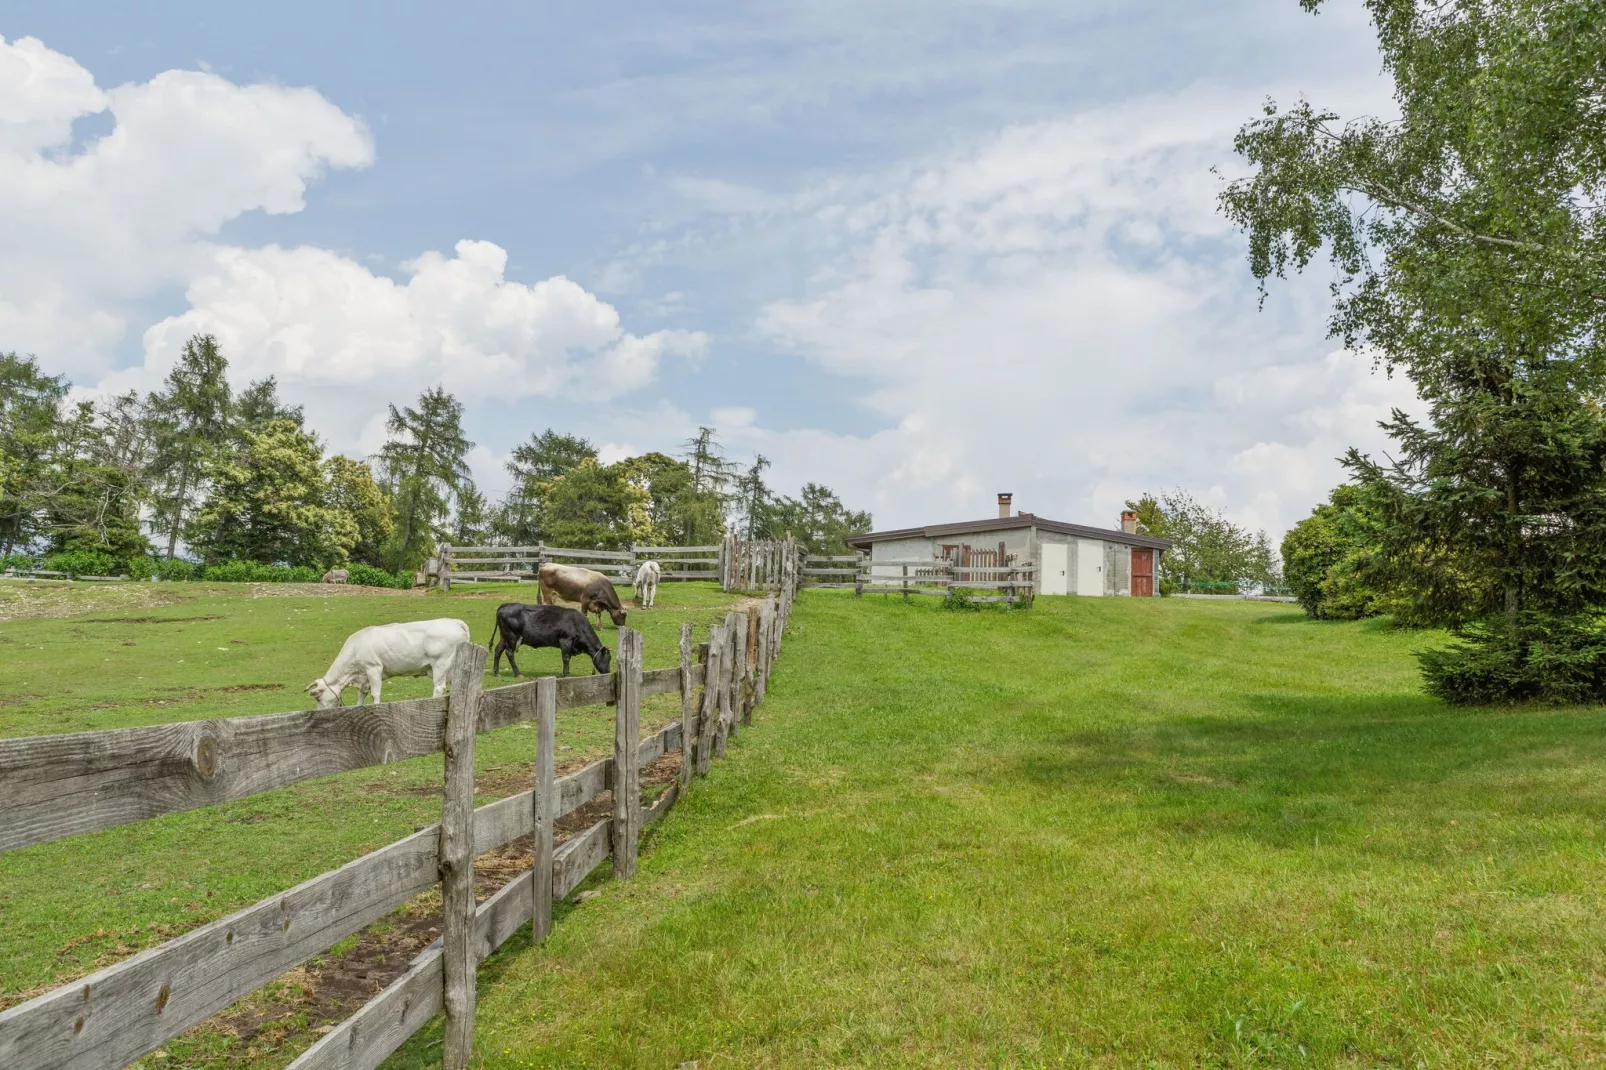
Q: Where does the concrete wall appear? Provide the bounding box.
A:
[868,537,935,577]
[1105,542,1132,596]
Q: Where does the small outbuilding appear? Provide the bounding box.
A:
[846,493,1171,597]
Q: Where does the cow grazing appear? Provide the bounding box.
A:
[322,568,349,584]
[633,559,661,608]
[537,562,627,628]
[489,603,612,677]
[306,618,471,707]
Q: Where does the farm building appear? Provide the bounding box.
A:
[846,493,1172,597]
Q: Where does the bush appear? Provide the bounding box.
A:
[942,587,980,612]
[43,549,120,578]
[153,558,196,582]
[345,563,412,589]
[1,553,39,573]
[1420,613,1606,705]
[199,560,322,583]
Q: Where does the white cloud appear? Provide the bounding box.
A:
[733,83,1411,538]
[0,35,373,374]
[110,240,705,423]
[4,36,705,459]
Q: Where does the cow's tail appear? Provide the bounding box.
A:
[487,610,500,653]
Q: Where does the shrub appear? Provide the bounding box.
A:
[345,563,412,589]
[1420,613,1606,705]
[43,550,120,578]
[153,558,196,582]
[942,587,980,612]
[1,553,39,573]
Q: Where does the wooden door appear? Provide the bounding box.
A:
[1131,548,1154,597]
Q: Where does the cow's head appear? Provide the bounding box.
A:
[306,678,342,709]
[608,606,627,627]
[591,646,613,675]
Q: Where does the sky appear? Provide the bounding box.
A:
[0,1,1415,539]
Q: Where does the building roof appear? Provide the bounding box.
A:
[845,515,1172,551]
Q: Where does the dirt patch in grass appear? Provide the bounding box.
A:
[187,752,685,1062]
[244,583,423,599]
[0,582,191,622]
[80,615,225,624]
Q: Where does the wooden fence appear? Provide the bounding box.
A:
[800,553,864,590]
[719,535,800,594]
[429,543,724,590]
[0,576,802,1069]
[856,559,1036,606]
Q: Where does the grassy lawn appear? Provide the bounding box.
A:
[0,579,742,1036]
[372,591,1606,1068]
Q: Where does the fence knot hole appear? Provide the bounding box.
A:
[154,983,171,1014]
[192,733,219,780]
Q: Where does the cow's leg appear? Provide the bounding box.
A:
[505,640,522,677]
[559,641,573,677]
[366,669,384,704]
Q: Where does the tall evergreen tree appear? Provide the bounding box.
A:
[1221,0,1606,701]
[496,430,596,544]
[767,482,873,556]
[376,386,473,570]
[734,454,773,540]
[679,426,734,543]
[144,334,233,559]
[324,455,394,567]
[234,375,304,436]
[188,419,353,568]
[0,353,68,556]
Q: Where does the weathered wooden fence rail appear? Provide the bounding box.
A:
[855,559,1037,605]
[0,574,801,1070]
[432,542,725,589]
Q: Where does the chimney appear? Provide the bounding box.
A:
[997,492,1013,519]
[1120,510,1138,534]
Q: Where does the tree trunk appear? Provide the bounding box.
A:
[165,462,190,561]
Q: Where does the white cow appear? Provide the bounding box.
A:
[633,559,662,608]
[306,618,472,708]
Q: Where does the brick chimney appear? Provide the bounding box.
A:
[997,492,1013,519]
[1120,510,1138,534]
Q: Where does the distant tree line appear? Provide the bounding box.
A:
[0,336,873,578]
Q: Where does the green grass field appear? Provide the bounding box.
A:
[0,579,742,1044]
[395,590,1604,1068]
[5,584,1606,1066]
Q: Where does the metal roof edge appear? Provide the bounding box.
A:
[845,516,1171,551]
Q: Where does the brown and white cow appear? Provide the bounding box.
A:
[536,562,627,628]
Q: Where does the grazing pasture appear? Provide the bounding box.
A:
[385,592,1606,1067]
[0,579,742,1066]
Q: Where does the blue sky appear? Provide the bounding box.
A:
[2,2,1407,536]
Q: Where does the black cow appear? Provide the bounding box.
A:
[488,603,613,678]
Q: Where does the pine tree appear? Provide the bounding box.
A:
[376,386,473,570]
[0,353,69,556]
[144,334,233,559]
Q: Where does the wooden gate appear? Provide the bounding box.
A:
[1131,548,1154,597]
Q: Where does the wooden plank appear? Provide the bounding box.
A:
[531,678,555,945]
[440,643,485,1070]
[540,546,636,561]
[611,629,642,880]
[0,695,448,855]
[643,781,679,829]
[632,545,721,553]
[552,816,612,900]
[801,567,858,576]
[679,623,695,789]
[290,859,535,1070]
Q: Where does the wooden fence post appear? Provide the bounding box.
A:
[698,625,723,775]
[440,543,453,593]
[725,611,745,740]
[678,622,694,788]
[744,606,759,725]
[902,563,909,602]
[612,628,642,880]
[531,676,556,945]
[440,640,486,1070]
